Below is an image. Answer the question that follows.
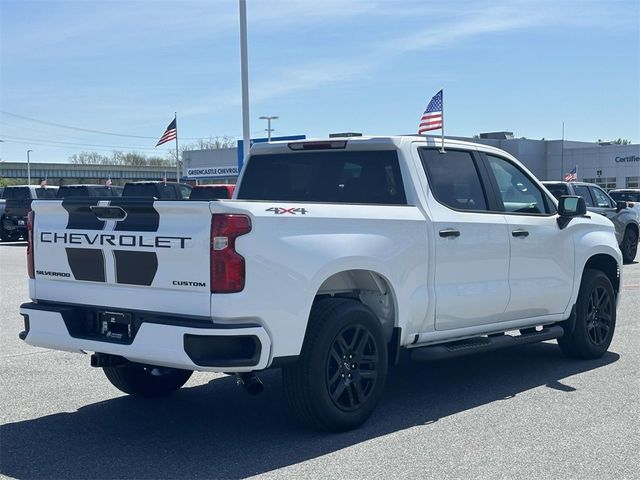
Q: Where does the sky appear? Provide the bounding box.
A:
[1,0,639,164]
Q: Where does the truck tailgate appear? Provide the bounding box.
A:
[32,198,214,317]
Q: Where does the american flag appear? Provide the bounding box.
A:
[564,166,577,182]
[156,118,177,146]
[418,90,443,134]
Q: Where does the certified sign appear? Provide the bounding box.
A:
[186,166,239,178]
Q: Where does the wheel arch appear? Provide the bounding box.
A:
[582,253,620,294]
[314,269,398,345]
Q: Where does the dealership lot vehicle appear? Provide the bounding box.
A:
[122,181,192,199]
[189,184,235,200]
[609,188,640,216]
[543,181,639,263]
[56,184,123,198]
[1,185,58,241]
[19,136,623,431]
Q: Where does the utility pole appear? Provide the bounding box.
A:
[259,116,279,141]
[27,149,33,185]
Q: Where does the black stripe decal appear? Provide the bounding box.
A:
[65,248,106,282]
[113,250,158,286]
[110,199,160,232]
[62,200,105,231]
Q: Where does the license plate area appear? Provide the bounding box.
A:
[98,311,134,342]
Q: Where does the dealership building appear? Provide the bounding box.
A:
[2,133,637,189]
[182,132,639,190]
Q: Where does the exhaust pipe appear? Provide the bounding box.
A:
[90,353,127,368]
[236,372,264,395]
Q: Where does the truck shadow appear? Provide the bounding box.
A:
[0,343,619,479]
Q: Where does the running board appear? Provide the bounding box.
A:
[411,325,564,362]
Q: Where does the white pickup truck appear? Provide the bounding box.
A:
[20,136,622,431]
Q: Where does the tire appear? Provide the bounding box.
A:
[558,269,616,359]
[0,216,9,242]
[102,363,193,397]
[620,227,638,264]
[282,298,388,432]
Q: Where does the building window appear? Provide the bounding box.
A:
[626,176,639,188]
[583,177,616,191]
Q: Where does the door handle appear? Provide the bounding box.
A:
[439,229,460,238]
[512,229,529,238]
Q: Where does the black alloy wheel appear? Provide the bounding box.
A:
[282,298,388,431]
[585,285,613,346]
[558,268,616,359]
[620,228,638,264]
[326,324,379,412]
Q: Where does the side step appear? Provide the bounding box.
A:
[411,325,564,362]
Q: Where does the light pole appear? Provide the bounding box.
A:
[259,116,279,141]
[27,150,33,185]
[239,0,250,161]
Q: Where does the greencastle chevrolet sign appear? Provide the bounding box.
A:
[615,155,640,163]
[186,166,239,178]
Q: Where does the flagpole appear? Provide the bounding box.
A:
[561,121,564,180]
[440,89,445,153]
[174,112,180,182]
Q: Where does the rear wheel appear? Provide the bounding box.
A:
[558,269,616,359]
[103,363,192,397]
[282,298,388,432]
[620,227,638,264]
[0,216,9,242]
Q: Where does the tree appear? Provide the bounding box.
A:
[68,151,173,167]
[597,138,631,145]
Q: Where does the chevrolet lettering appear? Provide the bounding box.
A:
[40,232,191,248]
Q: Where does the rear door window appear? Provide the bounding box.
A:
[238,150,407,205]
[573,185,595,207]
[419,149,488,211]
[544,184,569,200]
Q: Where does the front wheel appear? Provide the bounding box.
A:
[103,363,193,397]
[558,269,616,359]
[620,227,638,264]
[282,298,388,432]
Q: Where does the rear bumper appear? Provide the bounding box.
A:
[19,302,271,372]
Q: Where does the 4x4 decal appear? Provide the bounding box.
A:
[265,207,308,215]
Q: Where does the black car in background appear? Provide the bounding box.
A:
[1,185,58,241]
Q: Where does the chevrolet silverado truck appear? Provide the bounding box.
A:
[20,137,622,431]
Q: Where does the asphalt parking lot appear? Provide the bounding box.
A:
[1,241,638,480]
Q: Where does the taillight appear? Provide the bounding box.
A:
[27,210,35,279]
[210,214,251,293]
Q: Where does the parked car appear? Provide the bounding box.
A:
[1,185,58,241]
[57,184,123,198]
[542,181,639,263]
[122,181,192,199]
[189,184,235,200]
[609,189,640,212]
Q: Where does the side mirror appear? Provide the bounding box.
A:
[615,201,627,212]
[558,195,587,216]
[557,196,586,229]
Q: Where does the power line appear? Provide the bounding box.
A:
[0,110,216,141]
[1,135,164,152]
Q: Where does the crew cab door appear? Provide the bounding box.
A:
[418,148,511,330]
[588,185,625,242]
[483,154,574,317]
